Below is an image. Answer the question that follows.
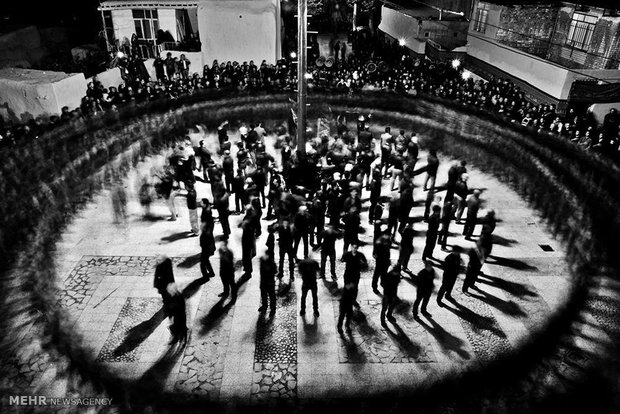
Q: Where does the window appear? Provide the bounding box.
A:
[474,8,488,33]
[102,10,115,43]
[566,12,597,50]
[132,9,159,40]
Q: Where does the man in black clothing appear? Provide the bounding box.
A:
[463,246,483,293]
[372,232,391,293]
[399,220,415,273]
[424,149,439,191]
[214,189,231,240]
[337,282,356,333]
[341,207,361,259]
[222,150,234,192]
[298,255,320,317]
[438,200,453,251]
[463,190,481,239]
[422,205,441,261]
[240,218,256,278]
[278,219,296,282]
[154,255,176,318]
[387,194,401,240]
[437,249,461,305]
[413,260,435,316]
[320,224,340,280]
[218,239,236,299]
[381,264,401,323]
[259,249,277,314]
[308,194,326,247]
[368,169,382,224]
[342,243,368,304]
[200,222,216,279]
[231,169,246,214]
[293,205,311,259]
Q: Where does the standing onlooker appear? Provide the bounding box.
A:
[463,189,482,240]
[437,249,461,305]
[240,218,256,278]
[422,205,441,261]
[154,255,175,319]
[231,169,246,214]
[320,224,339,281]
[380,264,401,324]
[214,188,231,240]
[372,232,391,294]
[278,219,296,282]
[293,205,311,260]
[438,200,453,251]
[337,282,356,333]
[298,254,320,317]
[178,54,191,79]
[423,149,439,191]
[187,187,199,235]
[164,52,176,80]
[462,245,483,293]
[218,239,236,299]
[413,260,435,316]
[342,242,367,303]
[399,220,415,273]
[258,249,277,314]
[200,222,216,279]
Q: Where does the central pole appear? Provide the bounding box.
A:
[297,0,308,157]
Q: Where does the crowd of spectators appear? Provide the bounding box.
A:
[1,36,618,160]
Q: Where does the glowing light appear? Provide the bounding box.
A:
[461,70,471,80]
[399,38,406,46]
[451,59,461,69]
[116,51,125,59]
[304,72,313,79]
[290,51,297,59]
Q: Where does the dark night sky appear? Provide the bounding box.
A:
[0,1,102,39]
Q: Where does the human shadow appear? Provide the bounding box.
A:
[477,274,537,298]
[112,277,207,357]
[338,327,366,363]
[383,320,423,358]
[141,214,167,222]
[136,342,186,393]
[491,235,519,247]
[414,313,471,359]
[444,298,507,338]
[301,316,320,346]
[160,231,195,243]
[198,296,235,335]
[468,287,526,318]
[112,308,166,358]
[176,253,201,268]
[487,255,538,271]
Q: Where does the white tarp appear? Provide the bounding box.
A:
[197,0,281,65]
[379,6,425,54]
[0,68,87,121]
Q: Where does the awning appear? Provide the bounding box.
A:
[98,0,198,11]
[569,80,620,103]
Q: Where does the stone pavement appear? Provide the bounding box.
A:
[51,123,573,403]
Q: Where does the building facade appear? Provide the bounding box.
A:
[98,0,281,68]
[466,1,620,110]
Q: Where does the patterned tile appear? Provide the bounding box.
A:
[173,290,234,398]
[255,287,297,363]
[451,290,512,361]
[96,297,163,362]
[332,298,436,363]
[250,362,297,402]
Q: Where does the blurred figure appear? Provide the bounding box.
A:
[413,260,435,316]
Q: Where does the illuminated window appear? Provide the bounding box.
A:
[474,8,488,32]
[567,12,597,50]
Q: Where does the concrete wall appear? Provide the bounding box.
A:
[590,102,620,124]
[0,69,87,122]
[379,6,421,51]
[87,67,124,89]
[198,0,281,64]
[467,34,572,100]
[112,9,135,46]
[159,9,178,41]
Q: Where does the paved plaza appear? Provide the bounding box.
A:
[52,125,571,402]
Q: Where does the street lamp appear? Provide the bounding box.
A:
[290,51,297,59]
[399,38,406,46]
[451,59,461,69]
